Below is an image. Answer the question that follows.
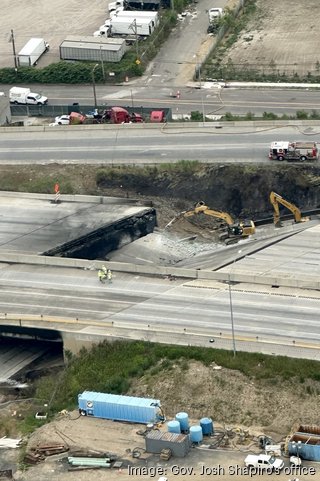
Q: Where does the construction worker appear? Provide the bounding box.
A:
[107,269,112,284]
[102,265,107,275]
[98,269,105,283]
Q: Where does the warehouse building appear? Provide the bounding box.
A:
[60,36,126,63]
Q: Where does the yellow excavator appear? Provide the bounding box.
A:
[177,202,255,243]
[269,191,309,227]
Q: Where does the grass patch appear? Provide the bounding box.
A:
[31,340,320,417]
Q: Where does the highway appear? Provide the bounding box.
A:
[4,84,320,116]
[1,263,320,359]
[1,125,320,164]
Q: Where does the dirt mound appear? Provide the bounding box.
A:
[129,361,320,436]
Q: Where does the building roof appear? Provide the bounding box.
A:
[146,431,188,443]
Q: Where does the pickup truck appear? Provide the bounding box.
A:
[244,454,284,471]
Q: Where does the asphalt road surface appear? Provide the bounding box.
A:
[1,125,320,164]
[1,263,319,360]
[4,83,320,116]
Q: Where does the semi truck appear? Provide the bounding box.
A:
[18,38,49,67]
[269,140,319,161]
[9,87,48,105]
[113,10,159,27]
[110,16,155,36]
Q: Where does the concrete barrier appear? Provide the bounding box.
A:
[0,191,152,206]
[1,120,320,134]
[0,251,320,289]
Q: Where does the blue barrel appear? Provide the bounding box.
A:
[200,417,214,436]
[176,412,189,431]
[189,425,203,443]
[167,420,181,433]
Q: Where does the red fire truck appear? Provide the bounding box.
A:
[269,141,319,161]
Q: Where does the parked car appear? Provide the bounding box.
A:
[54,115,70,125]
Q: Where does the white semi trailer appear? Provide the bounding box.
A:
[18,38,49,67]
[110,16,155,36]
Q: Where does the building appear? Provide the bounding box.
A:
[145,431,190,457]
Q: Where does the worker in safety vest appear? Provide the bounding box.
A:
[98,265,107,283]
[98,269,105,282]
[107,269,112,283]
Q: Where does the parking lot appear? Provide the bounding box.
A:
[1,0,107,68]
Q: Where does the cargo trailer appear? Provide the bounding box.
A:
[18,38,49,67]
[59,36,126,62]
[110,16,156,36]
[113,10,159,26]
[78,391,164,424]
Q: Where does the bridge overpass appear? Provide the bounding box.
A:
[0,192,319,368]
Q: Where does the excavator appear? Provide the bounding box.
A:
[269,191,309,227]
[169,202,255,244]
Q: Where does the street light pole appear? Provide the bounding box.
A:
[228,272,236,357]
[99,46,105,82]
[228,250,242,357]
[196,57,205,124]
[92,63,99,109]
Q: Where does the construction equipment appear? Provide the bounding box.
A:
[181,202,255,244]
[269,192,309,227]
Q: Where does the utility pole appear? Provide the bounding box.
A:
[10,30,18,69]
[129,20,141,61]
[92,64,99,109]
[99,45,105,82]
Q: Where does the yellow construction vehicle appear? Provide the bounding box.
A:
[269,191,309,227]
[181,202,255,243]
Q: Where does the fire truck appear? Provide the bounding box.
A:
[269,141,319,161]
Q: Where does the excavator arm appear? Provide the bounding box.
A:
[269,191,303,226]
[166,202,255,242]
[183,202,234,225]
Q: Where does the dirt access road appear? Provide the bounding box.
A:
[13,413,317,481]
[224,0,320,76]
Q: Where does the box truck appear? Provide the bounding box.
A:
[9,87,48,105]
[18,38,49,67]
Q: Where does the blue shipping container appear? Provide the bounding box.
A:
[78,391,163,424]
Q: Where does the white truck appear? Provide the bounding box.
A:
[9,87,48,105]
[208,7,223,22]
[108,0,125,13]
[244,454,284,471]
[18,38,49,67]
[110,16,155,36]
